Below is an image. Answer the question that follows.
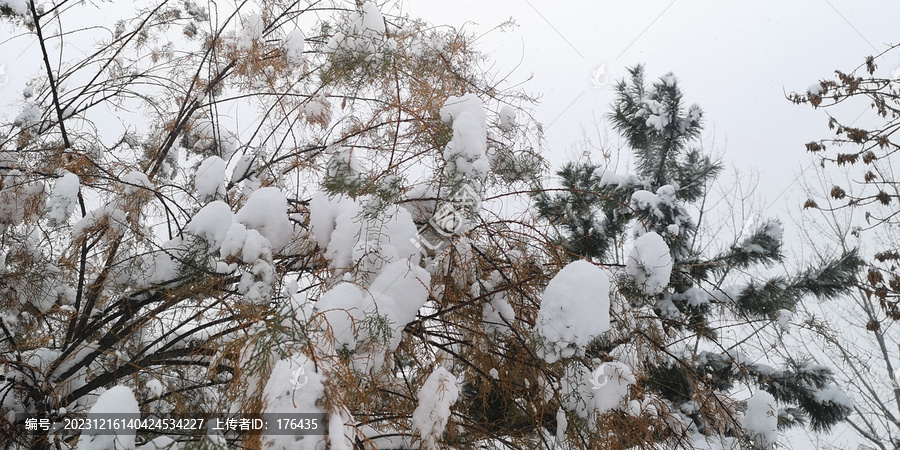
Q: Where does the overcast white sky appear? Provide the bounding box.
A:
[405,0,900,229]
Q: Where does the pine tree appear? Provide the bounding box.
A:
[533,65,862,448]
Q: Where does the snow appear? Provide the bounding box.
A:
[358,424,414,449]
[72,203,126,239]
[88,385,139,414]
[689,432,740,450]
[194,156,226,202]
[220,222,248,259]
[561,361,635,419]
[536,260,611,363]
[13,103,40,128]
[303,94,331,126]
[588,362,636,413]
[328,408,354,450]
[499,104,516,131]
[235,13,264,50]
[262,354,326,450]
[238,258,276,303]
[626,398,658,418]
[46,172,79,225]
[366,260,431,350]
[743,243,767,254]
[235,187,292,251]
[181,199,282,301]
[316,282,373,351]
[814,384,854,408]
[631,189,660,211]
[325,146,361,185]
[763,220,783,241]
[708,285,743,304]
[743,390,778,448]
[325,202,366,269]
[184,201,233,251]
[411,367,460,449]
[146,379,164,397]
[630,185,678,224]
[661,72,677,86]
[183,1,206,19]
[777,309,792,333]
[52,344,96,386]
[656,184,676,203]
[146,249,179,284]
[597,170,642,188]
[283,29,306,65]
[359,2,385,34]
[76,385,139,450]
[311,193,419,274]
[645,107,669,132]
[239,228,272,263]
[675,287,709,307]
[440,94,489,182]
[230,153,256,183]
[121,171,151,195]
[626,231,673,295]
[309,192,352,249]
[483,291,515,334]
[325,1,388,56]
[687,103,702,122]
[667,223,680,235]
[315,259,430,362]
[555,407,567,440]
